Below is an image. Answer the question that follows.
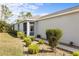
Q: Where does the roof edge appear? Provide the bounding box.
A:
[35,5,79,21]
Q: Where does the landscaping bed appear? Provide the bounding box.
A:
[17,31,72,56]
[23,41,72,56]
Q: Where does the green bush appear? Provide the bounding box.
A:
[46,28,62,50]
[8,30,17,37]
[24,37,32,47]
[0,21,11,33]
[17,31,25,39]
[38,39,45,44]
[28,44,40,54]
[29,36,35,41]
[72,51,79,56]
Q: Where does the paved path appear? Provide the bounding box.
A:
[58,44,79,52]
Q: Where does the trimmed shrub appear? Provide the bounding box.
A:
[72,51,79,56]
[46,28,62,50]
[38,39,45,44]
[28,36,35,41]
[28,44,40,54]
[24,37,32,47]
[17,31,25,39]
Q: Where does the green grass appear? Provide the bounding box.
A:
[0,33,23,56]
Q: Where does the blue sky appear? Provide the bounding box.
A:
[6,3,79,23]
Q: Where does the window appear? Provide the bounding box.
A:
[23,23,27,34]
[30,25,34,31]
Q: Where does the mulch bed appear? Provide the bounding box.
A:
[22,40,72,56]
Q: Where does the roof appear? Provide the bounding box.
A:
[13,15,40,25]
[14,5,79,24]
[35,5,79,21]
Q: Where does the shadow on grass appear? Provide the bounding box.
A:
[8,32,17,38]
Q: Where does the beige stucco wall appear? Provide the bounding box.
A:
[14,23,24,32]
[34,12,79,46]
[14,24,18,31]
[19,23,23,32]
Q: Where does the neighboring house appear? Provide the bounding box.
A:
[13,5,79,46]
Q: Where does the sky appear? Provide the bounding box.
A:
[5,3,79,23]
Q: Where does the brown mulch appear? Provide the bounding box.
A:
[21,40,72,56]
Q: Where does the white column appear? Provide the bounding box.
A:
[27,21,30,36]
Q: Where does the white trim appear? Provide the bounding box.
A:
[27,21,30,36]
[36,7,79,21]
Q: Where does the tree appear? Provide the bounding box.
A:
[16,12,24,23]
[1,4,13,21]
[16,12,32,23]
[25,12,32,18]
[0,20,11,32]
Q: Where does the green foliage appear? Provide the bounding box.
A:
[8,30,17,37]
[46,28,63,49]
[17,31,25,39]
[0,20,18,37]
[28,36,35,41]
[72,51,79,56]
[28,44,40,54]
[0,21,11,32]
[17,12,32,23]
[1,5,12,20]
[24,37,32,47]
[25,12,32,18]
[38,39,45,44]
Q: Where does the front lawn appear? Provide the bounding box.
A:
[0,33,23,56]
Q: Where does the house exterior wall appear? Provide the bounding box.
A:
[34,12,79,46]
[19,23,23,32]
[14,23,23,32]
[14,21,31,36]
[14,24,18,31]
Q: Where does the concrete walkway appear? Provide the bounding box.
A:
[58,44,79,52]
[36,38,79,52]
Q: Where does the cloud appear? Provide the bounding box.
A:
[3,3,45,23]
[34,3,44,6]
[7,3,44,14]
[27,4,39,10]
[39,13,49,16]
[6,3,40,13]
[33,12,49,17]
[6,3,25,8]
